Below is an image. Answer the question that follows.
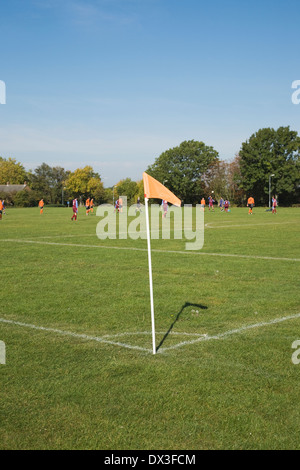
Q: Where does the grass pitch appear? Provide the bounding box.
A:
[0,205,300,449]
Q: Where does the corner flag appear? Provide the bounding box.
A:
[143,172,181,354]
[143,172,181,207]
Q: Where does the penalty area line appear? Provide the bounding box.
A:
[2,238,300,262]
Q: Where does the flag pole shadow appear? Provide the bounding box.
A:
[156,301,208,352]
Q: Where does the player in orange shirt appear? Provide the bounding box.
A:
[0,199,3,220]
[200,197,206,211]
[247,196,254,215]
[38,199,44,214]
[90,198,94,213]
[85,198,90,215]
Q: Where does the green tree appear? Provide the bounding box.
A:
[115,178,139,204]
[136,180,144,203]
[65,166,101,200]
[239,126,300,205]
[13,189,39,207]
[202,160,228,201]
[146,140,219,203]
[29,163,70,204]
[87,177,106,204]
[227,155,246,206]
[104,187,114,204]
[0,157,28,184]
[199,156,246,206]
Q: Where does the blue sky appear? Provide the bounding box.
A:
[0,0,299,186]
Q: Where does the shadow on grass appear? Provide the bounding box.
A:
[156,301,208,352]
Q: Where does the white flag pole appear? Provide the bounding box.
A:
[144,197,156,355]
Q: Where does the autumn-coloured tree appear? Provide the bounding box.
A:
[0,157,27,184]
[65,166,102,202]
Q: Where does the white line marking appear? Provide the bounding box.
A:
[1,313,300,354]
[159,312,300,352]
[2,238,300,262]
[0,318,152,353]
[205,221,298,229]
[17,220,299,240]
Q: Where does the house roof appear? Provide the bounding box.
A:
[0,184,27,193]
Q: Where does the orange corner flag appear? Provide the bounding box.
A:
[143,172,181,207]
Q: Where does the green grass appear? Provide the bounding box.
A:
[0,205,300,449]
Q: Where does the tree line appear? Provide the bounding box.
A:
[146,127,300,206]
[0,160,145,207]
[1,125,299,207]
